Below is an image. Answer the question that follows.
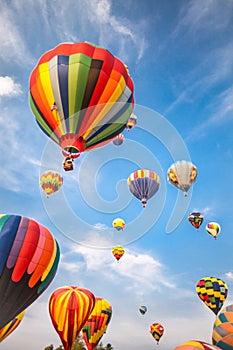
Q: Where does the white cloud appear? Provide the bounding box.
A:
[0,76,22,97]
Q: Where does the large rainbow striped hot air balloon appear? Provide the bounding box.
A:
[0,311,25,343]
[29,41,134,171]
[0,214,60,329]
[82,297,112,350]
[127,169,160,207]
[49,286,96,350]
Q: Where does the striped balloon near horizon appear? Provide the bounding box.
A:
[0,214,60,329]
[82,297,112,350]
[49,286,96,350]
[0,311,25,342]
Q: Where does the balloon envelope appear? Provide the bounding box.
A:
[0,214,60,328]
[49,286,96,350]
[188,212,203,230]
[112,218,125,231]
[173,340,221,349]
[40,170,63,196]
[212,304,233,349]
[82,297,112,350]
[0,311,25,343]
[29,41,134,160]
[112,133,124,146]
[206,222,221,239]
[150,322,164,344]
[126,113,137,130]
[196,277,228,315]
[139,305,147,315]
[127,169,160,207]
[167,160,197,196]
[112,246,125,261]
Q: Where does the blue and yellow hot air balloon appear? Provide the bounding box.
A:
[212,304,233,349]
[29,41,134,171]
[127,169,160,207]
[139,305,147,315]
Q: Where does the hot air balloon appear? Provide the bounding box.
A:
[0,214,60,329]
[82,297,112,350]
[206,222,221,240]
[112,218,125,231]
[173,340,221,349]
[212,304,233,349]
[49,286,96,350]
[126,113,137,130]
[139,305,147,315]
[112,246,124,261]
[188,212,203,230]
[40,170,63,197]
[167,160,197,196]
[0,311,25,343]
[150,322,164,344]
[127,169,160,207]
[29,41,134,171]
[196,277,228,315]
[112,133,124,146]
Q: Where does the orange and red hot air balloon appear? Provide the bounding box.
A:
[49,286,96,350]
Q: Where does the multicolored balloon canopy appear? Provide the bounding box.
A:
[49,286,96,350]
[188,212,204,230]
[206,222,221,239]
[40,170,63,196]
[82,297,112,350]
[0,214,60,328]
[112,246,125,261]
[29,41,134,166]
[167,160,197,196]
[0,311,25,343]
[112,218,125,231]
[127,169,160,207]
[212,304,233,349]
[126,113,137,130]
[150,322,164,344]
[196,277,228,315]
[173,340,221,349]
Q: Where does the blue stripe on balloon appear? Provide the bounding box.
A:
[0,215,21,275]
[58,55,69,129]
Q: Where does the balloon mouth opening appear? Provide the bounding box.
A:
[141,199,147,207]
[59,133,86,158]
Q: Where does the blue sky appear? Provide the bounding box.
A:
[0,0,233,349]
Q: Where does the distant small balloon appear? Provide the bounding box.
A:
[188,212,203,230]
[112,133,124,146]
[126,113,137,130]
[206,222,221,239]
[112,246,125,261]
[167,160,197,196]
[150,322,164,344]
[112,218,125,231]
[139,305,147,315]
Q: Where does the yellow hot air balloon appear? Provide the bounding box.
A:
[112,246,125,261]
[112,218,125,231]
[49,286,95,350]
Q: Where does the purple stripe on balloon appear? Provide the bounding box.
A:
[7,217,29,269]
